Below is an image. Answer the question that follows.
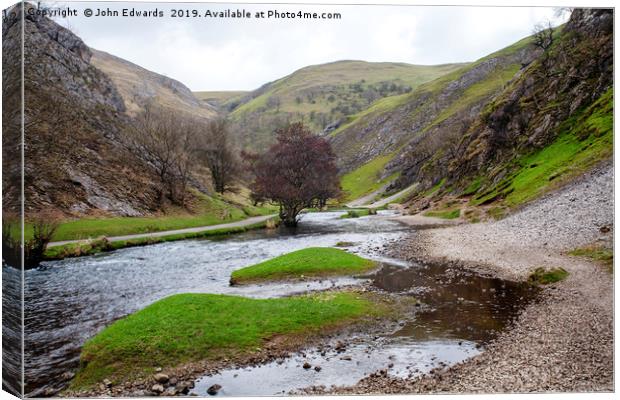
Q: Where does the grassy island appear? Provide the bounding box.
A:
[230,247,376,285]
[71,291,387,389]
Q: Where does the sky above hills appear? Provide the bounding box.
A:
[51,2,568,91]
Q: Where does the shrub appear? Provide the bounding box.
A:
[3,214,60,269]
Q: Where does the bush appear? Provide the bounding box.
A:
[3,214,59,269]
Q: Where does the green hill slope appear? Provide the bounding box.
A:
[331,36,538,201]
[333,9,612,211]
[226,60,466,150]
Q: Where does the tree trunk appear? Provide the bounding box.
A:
[280,206,299,227]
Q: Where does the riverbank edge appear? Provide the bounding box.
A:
[61,287,418,397]
[313,235,614,394]
[44,217,280,261]
[311,164,614,394]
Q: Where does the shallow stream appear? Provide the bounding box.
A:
[2,210,538,396]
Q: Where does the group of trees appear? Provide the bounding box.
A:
[131,104,340,227]
[130,103,239,204]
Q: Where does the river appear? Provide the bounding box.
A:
[3,210,538,396]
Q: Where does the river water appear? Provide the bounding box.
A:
[5,210,538,396]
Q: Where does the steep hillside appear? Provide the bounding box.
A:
[227,60,466,149]
[396,8,612,215]
[91,49,217,119]
[2,3,161,217]
[1,4,250,221]
[331,36,539,201]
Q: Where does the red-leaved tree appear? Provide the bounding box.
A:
[246,123,340,227]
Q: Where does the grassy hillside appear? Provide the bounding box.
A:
[21,189,276,242]
[91,49,216,120]
[384,10,612,217]
[227,60,466,149]
[329,35,536,203]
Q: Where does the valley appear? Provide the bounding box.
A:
[1,3,613,398]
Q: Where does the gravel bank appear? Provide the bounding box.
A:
[322,164,614,394]
[414,164,613,281]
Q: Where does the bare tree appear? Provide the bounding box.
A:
[532,21,554,51]
[197,118,239,194]
[532,20,556,78]
[130,103,197,205]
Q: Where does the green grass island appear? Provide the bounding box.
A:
[230,247,377,285]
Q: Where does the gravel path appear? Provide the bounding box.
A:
[324,164,614,394]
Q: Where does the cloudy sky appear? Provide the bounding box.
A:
[50,2,568,91]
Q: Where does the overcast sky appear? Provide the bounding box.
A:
[50,2,568,91]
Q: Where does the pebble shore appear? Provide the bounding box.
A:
[325,164,614,394]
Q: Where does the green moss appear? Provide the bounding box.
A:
[472,88,613,207]
[424,179,445,197]
[71,291,387,389]
[528,267,569,285]
[230,247,376,284]
[462,177,483,196]
[422,209,460,220]
[487,206,507,220]
[340,154,399,201]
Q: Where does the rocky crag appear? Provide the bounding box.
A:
[2,3,215,217]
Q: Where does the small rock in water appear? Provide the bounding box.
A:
[207,384,222,395]
[340,356,352,361]
[314,366,322,372]
[303,362,312,369]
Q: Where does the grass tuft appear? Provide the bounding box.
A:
[569,245,613,272]
[528,267,569,285]
[340,209,377,219]
[422,209,460,220]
